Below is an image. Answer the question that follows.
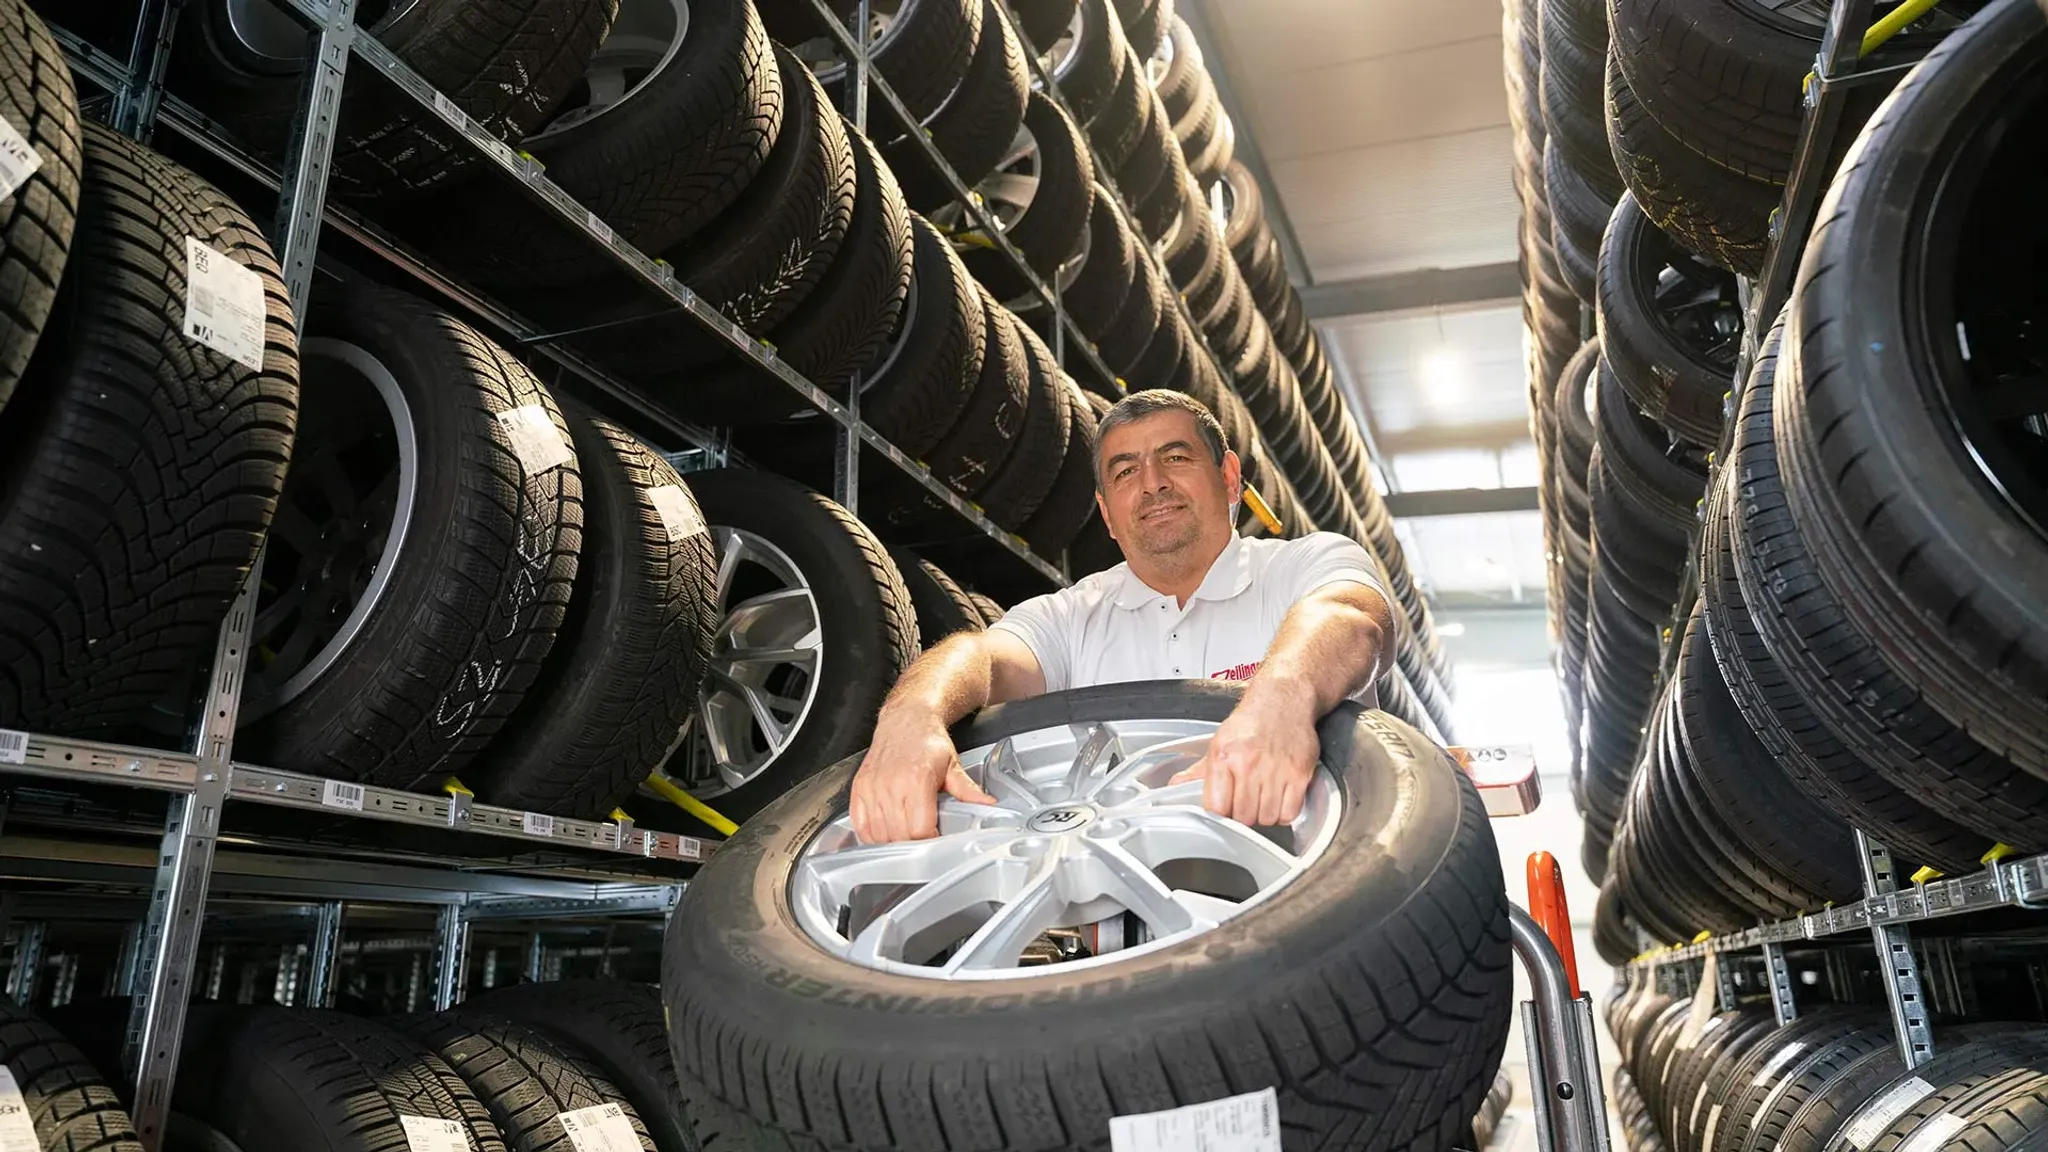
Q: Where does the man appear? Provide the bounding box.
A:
[850,390,1396,844]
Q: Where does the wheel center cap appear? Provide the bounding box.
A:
[1026,804,1097,834]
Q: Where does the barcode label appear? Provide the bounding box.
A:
[0,729,25,766]
[183,237,267,371]
[558,1103,639,1152]
[586,211,614,246]
[399,1115,471,1152]
[523,812,554,837]
[679,837,701,861]
[433,90,461,121]
[322,779,365,811]
[1109,1087,1280,1152]
[646,485,707,542]
[0,113,43,202]
[0,1068,41,1152]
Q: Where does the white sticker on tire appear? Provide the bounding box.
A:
[496,405,575,475]
[0,728,26,765]
[1750,1040,1807,1087]
[398,1115,471,1152]
[1898,1112,1967,1152]
[0,114,42,202]
[646,485,707,542]
[558,1102,639,1152]
[182,238,267,371]
[1702,1103,1724,1152]
[1108,1087,1281,1152]
[1841,1076,1936,1149]
[0,1067,42,1152]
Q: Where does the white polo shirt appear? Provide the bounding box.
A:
[990,532,1387,703]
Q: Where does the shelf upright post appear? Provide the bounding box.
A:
[113,920,143,997]
[1715,947,1740,1013]
[832,0,872,515]
[6,921,45,1004]
[525,930,545,983]
[433,904,471,1011]
[110,0,184,140]
[306,901,345,1009]
[1857,831,1935,1069]
[272,0,359,316]
[1761,942,1797,1025]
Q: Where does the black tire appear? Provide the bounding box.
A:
[964,589,1006,626]
[1124,90,1193,240]
[926,288,1030,497]
[0,123,297,739]
[0,996,142,1151]
[1093,234,1166,373]
[1776,0,2048,774]
[890,547,984,648]
[1155,16,1205,119]
[1084,45,1151,174]
[1544,138,1614,274]
[0,0,80,415]
[1731,310,2048,852]
[860,214,987,460]
[977,319,1072,528]
[1061,184,1138,344]
[1051,0,1130,126]
[1537,11,1621,202]
[662,683,1514,1152]
[672,468,917,821]
[470,410,715,819]
[1593,355,1709,539]
[397,1009,656,1152]
[856,0,983,123]
[1020,380,1101,556]
[175,0,614,201]
[171,1008,506,1152]
[235,283,581,792]
[460,980,692,1152]
[1733,1017,1894,1152]
[960,91,1095,297]
[1595,193,1740,447]
[1016,0,1081,51]
[880,0,1030,211]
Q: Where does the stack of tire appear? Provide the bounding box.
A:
[1563,1,2048,936]
[1606,976,2048,1152]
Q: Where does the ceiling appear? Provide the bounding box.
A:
[1185,0,1541,612]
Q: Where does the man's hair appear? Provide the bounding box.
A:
[1091,389,1229,486]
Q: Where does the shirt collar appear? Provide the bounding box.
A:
[1111,534,1253,610]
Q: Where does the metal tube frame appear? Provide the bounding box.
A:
[1509,905,1611,1152]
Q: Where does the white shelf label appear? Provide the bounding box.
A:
[558,1103,639,1152]
[1843,1076,1935,1149]
[0,728,25,766]
[322,779,365,811]
[678,837,701,861]
[586,211,614,246]
[433,90,461,122]
[1899,1113,1967,1152]
[399,1115,471,1152]
[647,485,707,542]
[1109,1087,1281,1152]
[523,812,555,837]
[0,113,42,202]
[496,405,575,476]
[0,1068,41,1152]
[183,238,267,371]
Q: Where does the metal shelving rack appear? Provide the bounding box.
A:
[1619,0,2007,1081]
[8,0,1249,1144]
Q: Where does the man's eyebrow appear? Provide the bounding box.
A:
[1103,450,1141,470]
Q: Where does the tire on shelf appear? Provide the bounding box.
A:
[1061,184,1138,345]
[0,996,142,1151]
[1115,0,1173,58]
[662,682,1513,1152]
[234,282,582,791]
[397,1009,658,1152]
[823,0,983,124]
[0,0,80,416]
[460,980,694,1152]
[959,90,1095,299]
[925,287,1031,498]
[468,409,715,819]
[964,588,1006,625]
[1595,193,1741,448]
[1050,0,1130,126]
[858,214,987,460]
[1084,44,1151,174]
[977,319,1073,529]
[0,123,298,740]
[890,547,985,648]
[1094,244,1166,373]
[1020,380,1103,557]
[173,0,615,201]
[1154,16,1205,120]
[666,468,917,821]
[879,0,1029,212]
[1015,0,1081,52]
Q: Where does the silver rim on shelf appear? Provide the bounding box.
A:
[791,717,1340,979]
[531,0,693,139]
[220,0,422,70]
[244,339,419,722]
[932,123,1044,240]
[675,528,825,796]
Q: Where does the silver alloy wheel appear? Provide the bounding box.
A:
[243,339,419,723]
[677,528,825,796]
[791,718,1340,979]
[530,0,692,140]
[931,123,1043,238]
[220,0,423,68]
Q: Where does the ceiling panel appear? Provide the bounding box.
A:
[1244,37,1510,164]
[1393,511,1548,607]
[1203,0,1503,88]
[1317,303,1531,438]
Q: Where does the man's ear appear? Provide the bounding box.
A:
[1222,448,1243,503]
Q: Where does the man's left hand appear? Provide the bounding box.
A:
[1171,685,1321,826]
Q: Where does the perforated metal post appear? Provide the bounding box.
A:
[1715,949,1740,1013]
[110,0,184,139]
[6,921,45,1004]
[272,0,357,315]
[125,562,262,1149]
[306,902,344,1009]
[1858,832,1935,1069]
[433,904,471,1010]
[272,943,305,1006]
[1762,942,1798,1025]
[829,0,870,515]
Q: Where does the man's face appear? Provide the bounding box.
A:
[1095,411,1240,561]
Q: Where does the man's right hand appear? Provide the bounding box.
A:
[849,710,996,843]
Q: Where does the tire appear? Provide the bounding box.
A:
[0,0,80,416]
[1776,0,2048,774]
[1124,91,1193,241]
[1015,0,1081,51]
[1537,13,1621,201]
[235,283,581,792]
[460,980,692,1152]
[1094,242,1166,374]
[1734,1017,1894,1152]
[1731,312,2048,852]
[0,123,297,739]
[890,548,984,647]
[1593,356,1709,539]
[1595,193,1740,447]
[1020,380,1102,556]
[1051,0,1130,126]
[170,1008,506,1152]
[977,319,1071,528]
[964,589,1006,626]
[668,468,917,821]
[1061,184,1138,344]
[860,214,986,460]
[0,996,142,1151]
[174,0,614,201]
[396,1009,657,1152]
[661,683,1514,1152]
[1084,45,1151,174]
[960,91,1094,298]
[926,288,1030,497]
[469,410,715,819]
[1544,138,1613,271]
[880,0,1029,211]
[1115,0,1172,56]
[842,0,983,123]
[1154,16,1205,120]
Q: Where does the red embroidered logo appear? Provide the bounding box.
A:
[1210,661,1259,682]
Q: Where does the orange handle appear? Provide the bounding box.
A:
[1527,851,1581,997]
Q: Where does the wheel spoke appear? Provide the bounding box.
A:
[304,453,363,521]
[1119,807,1301,888]
[736,682,792,750]
[1078,838,1198,937]
[1092,733,1211,796]
[1061,723,1122,800]
[717,645,817,669]
[712,530,744,604]
[937,798,1024,835]
[843,853,1011,966]
[940,851,1066,974]
[970,739,1039,810]
[729,586,812,616]
[801,829,1011,905]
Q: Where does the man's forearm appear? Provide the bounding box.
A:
[1243,588,1392,719]
[878,633,998,730]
